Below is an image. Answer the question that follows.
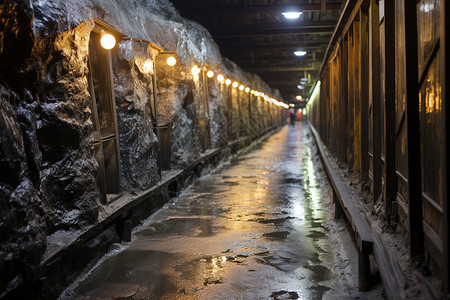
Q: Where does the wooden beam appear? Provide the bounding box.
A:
[370,0,382,205]
[243,66,320,72]
[212,26,337,38]
[209,21,337,33]
[172,2,344,14]
[360,6,370,185]
[440,0,450,297]
[384,0,396,224]
[404,0,424,259]
[219,41,329,51]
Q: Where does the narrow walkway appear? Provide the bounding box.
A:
[63,122,358,299]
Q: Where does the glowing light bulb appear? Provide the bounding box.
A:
[225,79,231,85]
[191,65,201,76]
[294,51,307,56]
[282,11,302,19]
[245,87,250,93]
[167,56,176,66]
[239,84,244,91]
[207,70,214,78]
[232,82,239,88]
[217,74,224,82]
[143,60,153,74]
[296,95,303,100]
[100,33,116,50]
[250,90,255,94]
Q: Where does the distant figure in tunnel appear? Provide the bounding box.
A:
[288,108,296,127]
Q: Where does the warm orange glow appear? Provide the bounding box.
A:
[100,33,116,49]
[232,82,239,88]
[296,95,303,100]
[245,87,250,93]
[217,74,224,82]
[225,79,231,85]
[143,60,153,74]
[191,65,201,76]
[239,84,244,91]
[207,70,214,78]
[167,56,176,66]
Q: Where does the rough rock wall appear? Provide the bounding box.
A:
[208,77,228,147]
[1,0,285,296]
[1,0,100,294]
[113,40,160,190]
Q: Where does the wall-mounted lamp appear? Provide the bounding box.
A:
[166,56,177,66]
[232,82,239,88]
[217,74,225,82]
[239,84,245,91]
[225,79,232,85]
[100,31,116,49]
[207,70,214,78]
[191,65,201,76]
[245,87,250,93]
[143,60,153,74]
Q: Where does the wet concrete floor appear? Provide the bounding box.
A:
[63,123,358,299]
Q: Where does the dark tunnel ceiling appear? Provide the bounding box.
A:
[170,0,345,104]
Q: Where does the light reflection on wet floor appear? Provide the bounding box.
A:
[66,123,345,300]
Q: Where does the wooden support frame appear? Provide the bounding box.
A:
[404,0,424,259]
[441,0,450,297]
[383,0,396,224]
[370,0,382,204]
[360,5,370,185]
[151,61,162,176]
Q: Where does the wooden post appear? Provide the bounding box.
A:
[383,0,396,224]
[371,0,382,204]
[152,60,162,177]
[404,0,424,259]
[360,5,370,185]
[440,0,450,297]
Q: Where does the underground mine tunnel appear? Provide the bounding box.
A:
[0,0,449,299]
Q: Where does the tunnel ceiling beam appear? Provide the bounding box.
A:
[171,2,344,14]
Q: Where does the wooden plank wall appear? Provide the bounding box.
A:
[307,0,448,291]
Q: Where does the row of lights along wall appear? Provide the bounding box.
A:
[190,65,289,109]
[99,31,289,109]
[97,25,288,172]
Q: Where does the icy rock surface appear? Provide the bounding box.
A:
[113,40,160,190]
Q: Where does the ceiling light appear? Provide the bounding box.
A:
[239,84,245,90]
[232,81,239,88]
[225,79,232,85]
[217,74,224,82]
[245,87,250,93]
[294,51,307,56]
[207,70,214,78]
[282,11,302,19]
